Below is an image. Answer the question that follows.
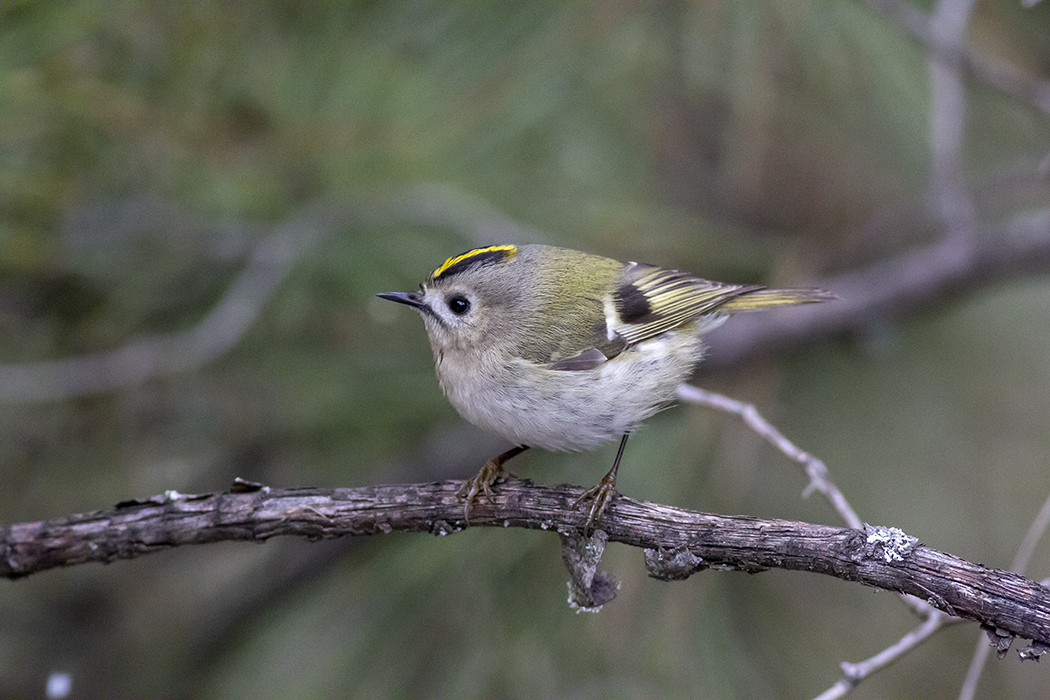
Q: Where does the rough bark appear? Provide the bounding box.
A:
[3,478,1048,648]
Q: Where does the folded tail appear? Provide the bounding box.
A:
[717,287,835,313]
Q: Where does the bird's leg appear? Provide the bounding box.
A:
[574,432,629,535]
[458,445,529,525]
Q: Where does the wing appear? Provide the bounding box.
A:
[610,263,761,346]
[547,347,610,371]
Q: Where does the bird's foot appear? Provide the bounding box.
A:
[457,459,512,525]
[573,474,618,536]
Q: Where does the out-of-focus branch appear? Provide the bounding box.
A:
[960,488,1050,700]
[864,0,1050,114]
[811,5,992,692]
[926,0,976,238]
[2,480,1049,647]
[387,182,551,246]
[0,186,538,406]
[4,186,1049,403]
[0,204,335,404]
[704,211,1050,368]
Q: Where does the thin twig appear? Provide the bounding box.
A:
[813,4,982,693]
[676,384,862,529]
[814,611,953,700]
[677,383,933,625]
[959,488,1050,700]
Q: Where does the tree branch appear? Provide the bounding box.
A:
[960,487,1050,698]
[864,0,1050,115]
[0,202,337,404]
[815,611,955,700]
[3,479,1049,649]
[677,385,863,530]
[4,188,1048,403]
[704,212,1050,368]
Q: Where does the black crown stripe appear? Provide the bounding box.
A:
[430,244,518,281]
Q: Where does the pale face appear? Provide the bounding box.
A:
[415,279,492,354]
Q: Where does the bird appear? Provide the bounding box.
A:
[378,243,832,531]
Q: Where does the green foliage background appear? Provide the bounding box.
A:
[2,2,1050,697]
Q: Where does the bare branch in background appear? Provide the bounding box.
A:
[0,204,336,404]
[388,182,552,246]
[926,0,977,238]
[0,185,541,406]
[704,211,1050,368]
[808,3,1050,695]
[864,0,1050,114]
[960,489,1050,699]
[3,184,1049,402]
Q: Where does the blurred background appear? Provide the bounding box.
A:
[3,1,1050,697]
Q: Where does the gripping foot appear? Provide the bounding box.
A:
[457,445,529,525]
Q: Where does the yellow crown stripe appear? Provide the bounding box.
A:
[431,244,518,279]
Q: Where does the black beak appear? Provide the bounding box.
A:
[377,291,425,309]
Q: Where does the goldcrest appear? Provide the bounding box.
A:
[379,244,831,529]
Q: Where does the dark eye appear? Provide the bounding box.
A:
[447,296,470,315]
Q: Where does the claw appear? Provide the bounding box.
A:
[573,477,618,536]
[457,459,502,525]
[457,445,529,525]
[573,432,629,535]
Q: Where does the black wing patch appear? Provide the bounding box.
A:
[612,263,761,346]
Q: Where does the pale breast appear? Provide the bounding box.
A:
[436,332,704,451]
